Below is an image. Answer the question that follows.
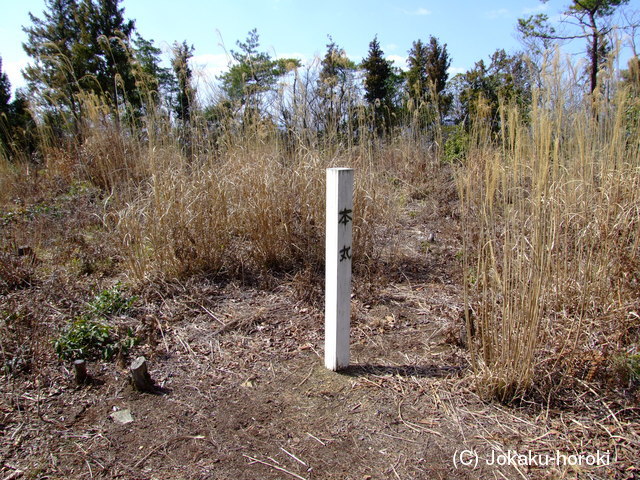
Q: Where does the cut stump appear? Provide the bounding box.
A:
[130,356,156,393]
[73,359,88,385]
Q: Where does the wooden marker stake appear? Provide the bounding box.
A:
[325,168,354,371]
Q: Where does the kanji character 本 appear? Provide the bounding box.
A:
[339,245,352,262]
[338,207,353,226]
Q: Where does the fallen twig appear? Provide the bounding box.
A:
[280,447,307,466]
[306,432,326,446]
[2,468,24,480]
[243,454,307,480]
[296,366,314,387]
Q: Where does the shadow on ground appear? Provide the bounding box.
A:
[342,363,463,378]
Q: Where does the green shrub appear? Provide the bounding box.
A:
[614,352,640,387]
[55,284,137,361]
[87,283,136,316]
[443,126,469,164]
[54,316,118,360]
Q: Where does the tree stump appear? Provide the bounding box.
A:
[17,245,33,257]
[130,356,156,393]
[74,359,88,385]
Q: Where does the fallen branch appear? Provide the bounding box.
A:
[243,454,308,480]
[2,468,24,480]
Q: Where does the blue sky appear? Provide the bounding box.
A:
[1,0,639,95]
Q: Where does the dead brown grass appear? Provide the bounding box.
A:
[458,59,640,401]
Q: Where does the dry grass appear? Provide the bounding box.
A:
[0,155,14,205]
[104,103,403,283]
[3,51,638,407]
[124,149,397,282]
[458,58,640,400]
[0,251,35,294]
[3,58,640,478]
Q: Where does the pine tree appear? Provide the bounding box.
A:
[361,35,394,133]
[23,0,144,132]
[316,37,357,135]
[220,28,300,120]
[170,41,195,123]
[518,0,631,93]
[406,40,429,104]
[22,0,83,128]
[424,36,452,122]
[0,58,36,161]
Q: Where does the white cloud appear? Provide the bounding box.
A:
[190,51,312,96]
[448,66,467,76]
[387,54,408,70]
[402,7,432,16]
[190,53,231,95]
[485,8,510,19]
[385,43,398,52]
[522,4,548,15]
[192,53,231,79]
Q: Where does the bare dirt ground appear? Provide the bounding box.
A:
[1,179,638,480]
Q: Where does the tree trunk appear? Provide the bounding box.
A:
[589,13,599,94]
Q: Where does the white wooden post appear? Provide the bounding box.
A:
[325,168,353,371]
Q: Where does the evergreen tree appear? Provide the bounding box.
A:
[133,34,172,110]
[0,58,36,161]
[0,58,10,115]
[170,41,195,123]
[7,91,37,161]
[220,28,300,119]
[406,40,429,103]
[518,0,631,93]
[424,36,452,122]
[75,0,137,114]
[406,36,451,122]
[316,37,357,135]
[0,57,13,156]
[22,0,83,128]
[23,0,147,131]
[457,49,532,130]
[362,36,392,104]
[361,35,394,133]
